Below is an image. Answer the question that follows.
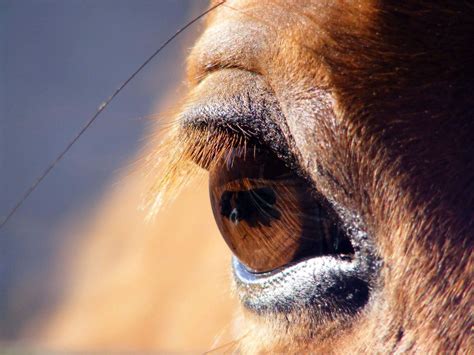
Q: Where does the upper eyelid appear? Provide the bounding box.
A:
[179,69,296,168]
[180,96,291,164]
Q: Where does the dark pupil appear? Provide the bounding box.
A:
[220,188,281,227]
[209,146,353,273]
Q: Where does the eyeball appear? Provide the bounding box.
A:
[209,145,354,273]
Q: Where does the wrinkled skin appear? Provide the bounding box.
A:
[183,0,473,352]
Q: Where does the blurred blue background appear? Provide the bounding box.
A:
[0,0,204,339]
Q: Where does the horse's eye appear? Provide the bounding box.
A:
[209,145,354,273]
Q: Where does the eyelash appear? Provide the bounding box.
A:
[142,125,248,219]
[141,112,311,224]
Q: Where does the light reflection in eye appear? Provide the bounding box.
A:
[209,145,354,273]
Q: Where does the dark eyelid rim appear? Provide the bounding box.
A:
[179,73,299,171]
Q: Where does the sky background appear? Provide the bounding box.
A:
[0,0,206,338]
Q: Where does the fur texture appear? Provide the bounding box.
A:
[38,1,473,352]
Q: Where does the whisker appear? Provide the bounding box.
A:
[204,331,249,354]
[0,1,226,230]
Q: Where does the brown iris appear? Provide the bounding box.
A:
[209,145,354,273]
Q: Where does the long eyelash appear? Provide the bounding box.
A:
[141,125,245,220]
[0,1,226,230]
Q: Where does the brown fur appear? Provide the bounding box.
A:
[38,0,473,352]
